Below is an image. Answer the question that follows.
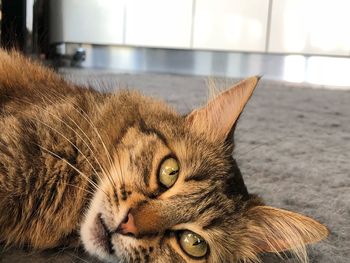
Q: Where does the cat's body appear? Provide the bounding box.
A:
[0,55,102,248]
[0,50,328,262]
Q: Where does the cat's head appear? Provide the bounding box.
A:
[80,77,328,263]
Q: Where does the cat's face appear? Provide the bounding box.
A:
[80,77,328,263]
[81,124,251,263]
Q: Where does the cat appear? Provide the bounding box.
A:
[0,50,328,263]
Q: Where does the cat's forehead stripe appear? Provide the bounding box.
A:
[138,120,169,147]
[183,158,222,182]
[184,171,212,182]
[202,215,226,230]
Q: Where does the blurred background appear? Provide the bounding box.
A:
[1,0,350,88]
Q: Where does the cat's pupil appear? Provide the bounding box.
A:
[169,171,178,175]
[193,240,201,246]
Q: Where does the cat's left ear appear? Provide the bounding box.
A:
[186,76,260,142]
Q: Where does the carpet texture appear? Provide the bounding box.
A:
[1,70,349,263]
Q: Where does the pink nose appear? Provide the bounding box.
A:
[117,212,138,236]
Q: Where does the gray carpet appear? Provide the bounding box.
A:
[1,70,349,263]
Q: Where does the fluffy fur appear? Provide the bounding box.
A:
[0,50,328,262]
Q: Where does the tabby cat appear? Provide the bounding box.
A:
[0,50,328,263]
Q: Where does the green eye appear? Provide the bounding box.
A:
[179,230,208,258]
[159,157,179,188]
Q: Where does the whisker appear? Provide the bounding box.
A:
[29,115,102,182]
[41,88,118,190]
[75,95,119,188]
[65,183,95,196]
[36,144,107,196]
[49,88,114,165]
[67,252,91,263]
[24,92,115,189]
[6,90,119,197]
[4,98,103,183]
[113,140,127,188]
[5,99,113,196]
[9,95,106,185]
[107,103,126,187]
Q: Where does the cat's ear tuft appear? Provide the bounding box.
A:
[244,206,329,261]
[185,76,260,142]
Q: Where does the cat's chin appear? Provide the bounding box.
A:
[80,191,117,262]
[80,214,123,262]
[80,213,114,261]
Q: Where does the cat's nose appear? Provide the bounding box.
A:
[117,212,138,236]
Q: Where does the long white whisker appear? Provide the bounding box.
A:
[33,94,113,187]
[49,88,115,168]
[65,183,95,196]
[35,91,118,191]
[9,95,107,185]
[113,141,126,187]
[67,252,91,263]
[42,89,118,189]
[31,116,102,183]
[36,144,107,196]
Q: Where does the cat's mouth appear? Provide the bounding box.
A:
[93,213,114,254]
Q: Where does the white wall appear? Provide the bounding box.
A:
[49,0,124,45]
[269,0,350,56]
[193,0,269,52]
[50,0,350,56]
[125,0,193,48]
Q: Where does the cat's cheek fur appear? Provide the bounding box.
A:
[80,188,133,262]
[80,191,115,262]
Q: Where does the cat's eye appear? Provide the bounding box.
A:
[179,230,208,258]
[159,157,179,188]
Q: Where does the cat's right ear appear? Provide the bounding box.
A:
[242,206,328,260]
[185,76,260,143]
